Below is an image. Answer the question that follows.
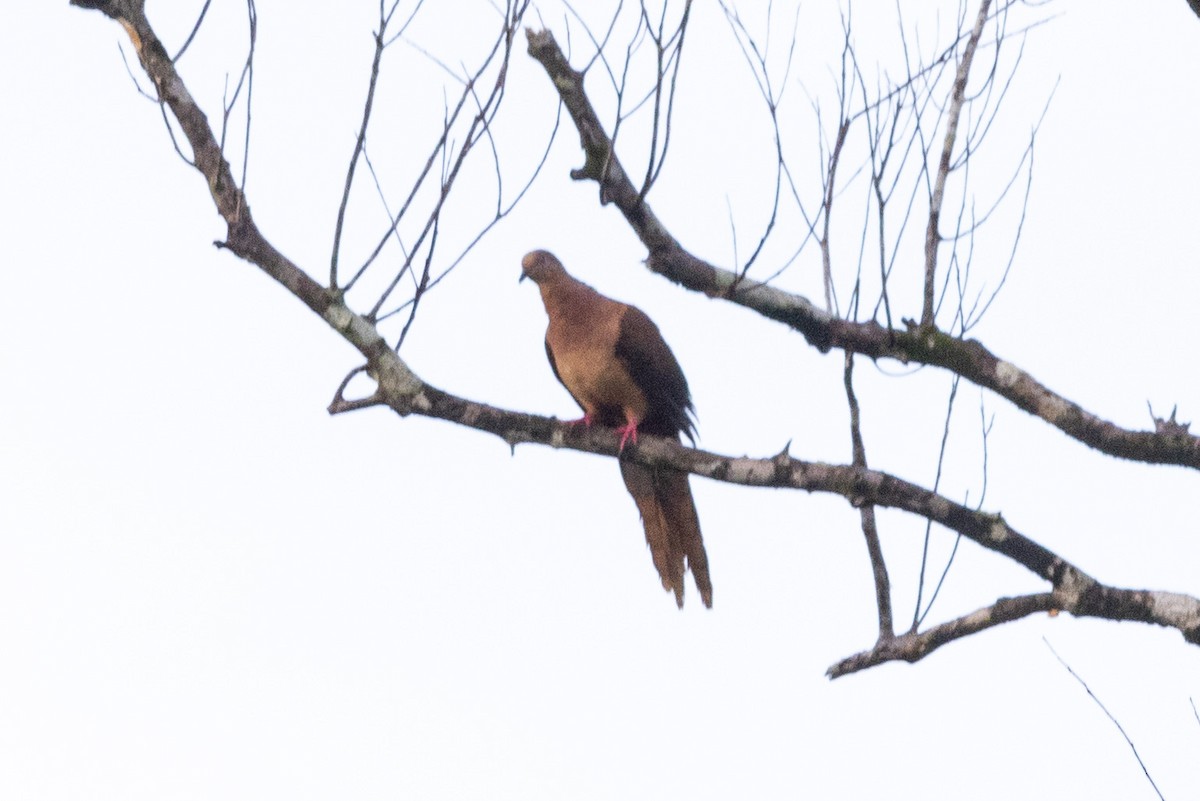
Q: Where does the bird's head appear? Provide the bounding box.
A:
[519,249,567,286]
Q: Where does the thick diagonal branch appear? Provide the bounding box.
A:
[353,370,1200,656]
[525,27,1200,471]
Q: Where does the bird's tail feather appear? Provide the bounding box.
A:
[659,469,712,609]
[620,460,712,609]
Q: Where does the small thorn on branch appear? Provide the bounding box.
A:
[1147,401,1191,436]
[773,441,794,482]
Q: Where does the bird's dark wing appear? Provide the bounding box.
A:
[614,305,696,443]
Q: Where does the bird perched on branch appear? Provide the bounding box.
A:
[520,249,713,608]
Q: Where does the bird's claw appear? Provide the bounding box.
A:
[616,422,639,452]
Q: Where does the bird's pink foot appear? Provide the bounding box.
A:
[565,413,594,429]
[615,421,639,452]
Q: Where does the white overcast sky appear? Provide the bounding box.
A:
[3,1,1200,799]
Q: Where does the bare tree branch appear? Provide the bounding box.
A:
[843,353,893,641]
[829,593,1057,677]
[912,374,961,631]
[331,4,392,290]
[524,26,1200,471]
[923,0,990,328]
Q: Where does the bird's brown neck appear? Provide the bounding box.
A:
[537,276,603,324]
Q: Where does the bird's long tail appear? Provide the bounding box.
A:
[620,460,713,608]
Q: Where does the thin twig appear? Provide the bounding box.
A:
[638,0,692,200]
[331,5,392,290]
[369,1,529,321]
[716,0,793,278]
[173,0,213,62]
[844,352,894,640]
[326,365,381,415]
[238,0,256,203]
[922,0,991,328]
[1044,639,1165,801]
[820,118,850,314]
[914,374,960,630]
[562,0,625,81]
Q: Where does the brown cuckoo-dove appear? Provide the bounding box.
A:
[520,249,712,608]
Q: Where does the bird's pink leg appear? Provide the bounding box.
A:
[564,412,594,429]
[615,420,640,452]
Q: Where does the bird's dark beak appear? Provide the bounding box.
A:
[518,272,528,284]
